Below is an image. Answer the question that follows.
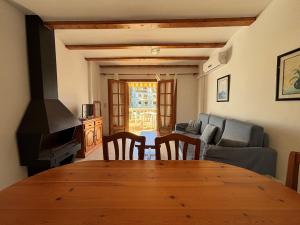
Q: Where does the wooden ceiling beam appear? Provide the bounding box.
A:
[66,42,226,50]
[100,65,199,68]
[45,17,256,29]
[85,56,209,61]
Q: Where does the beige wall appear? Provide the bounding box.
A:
[204,0,300,181]
[55,37,89,117]
[0,0,28,189]
[98,66,200,135]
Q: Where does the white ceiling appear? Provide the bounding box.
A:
[11,0,272,66]
[11,0,271,21]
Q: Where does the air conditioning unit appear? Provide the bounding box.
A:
[203,51,228,73]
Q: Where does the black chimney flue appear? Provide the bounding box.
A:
[17,15,81,176]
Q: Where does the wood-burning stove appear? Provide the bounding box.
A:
[17,15,81,176]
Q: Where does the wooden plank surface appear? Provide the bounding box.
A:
[85,56,209,61]
[65,43,226,50]
[45,17,256,29]
[0,160,300,225]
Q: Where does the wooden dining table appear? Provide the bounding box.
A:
[0,160,300,225]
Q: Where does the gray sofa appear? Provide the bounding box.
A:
[175,113,277,176]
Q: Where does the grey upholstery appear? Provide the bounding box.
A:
[208,115,226,144]
[174,113,277,176]
[205,145,277,176]
[175,123,188,132]
[185,120,201,134]
[218,119,264,147]
[198,113,209,134]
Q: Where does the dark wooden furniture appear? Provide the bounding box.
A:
[77,117,103,158]
[102,132,145,160]
[1,160,300,225]
[286,151,300,191]
[155,133,201,160]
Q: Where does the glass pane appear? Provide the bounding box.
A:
[119,105,125,115]
[119,83,125,93]
[113,94,118,104]
[160,83,165,93]
[160,94,165,104]
[160,105,165,115]
[165,117,171,127]
[160,115,165,127]
[119,117,124,126]
[113,117,118,126]
[166,94,172,105]
[112,82,118,93]
[166,106,172,116]
[113,106,118,116]
[119,94,124,104]
[166,82,172,93]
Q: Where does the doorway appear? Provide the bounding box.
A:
[108,79,177,135]
[128,82,157,134]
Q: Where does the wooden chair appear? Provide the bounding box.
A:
[155,133,201,160]
[286,151,300,191]
[102,132,146,160]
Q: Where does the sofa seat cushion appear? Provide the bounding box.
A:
[218,139,248,147]
[200,124,217,144]
[218,119,264,147]
[185,120,201,134]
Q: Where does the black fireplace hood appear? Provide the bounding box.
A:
[18,15,80,135]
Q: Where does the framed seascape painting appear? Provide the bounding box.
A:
[217,75,230,102]
[276,48,300,101]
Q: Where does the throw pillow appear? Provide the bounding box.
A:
[185,120,200,134]
[200,124,217,144]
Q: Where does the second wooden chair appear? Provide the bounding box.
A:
[286,151,300,191]
[102,132,146,160]
[155,133,201,160]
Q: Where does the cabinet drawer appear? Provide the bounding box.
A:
[83,123,94,130]
[95,120,102,126]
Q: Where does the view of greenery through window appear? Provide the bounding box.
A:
[128,82,157,134]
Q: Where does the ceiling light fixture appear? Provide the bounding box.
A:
[151,47,160,55]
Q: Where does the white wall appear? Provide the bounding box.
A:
[99,66,200,135]
[204,0,300,181]
[55,37,89,117]
[0,0,29,189]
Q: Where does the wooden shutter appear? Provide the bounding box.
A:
[157,79,177,136]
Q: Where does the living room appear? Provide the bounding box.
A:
[0,0,300,224]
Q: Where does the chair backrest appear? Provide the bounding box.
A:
[102,132,146,160]
[286,151,300,191]
[155,133,201,160]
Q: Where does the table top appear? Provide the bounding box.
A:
[0,160,300,225]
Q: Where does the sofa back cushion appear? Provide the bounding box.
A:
[218,119,264,147]
[185,120,201,134]
[197,113,209,134]
[208,115,226,144]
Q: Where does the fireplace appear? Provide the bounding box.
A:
[17,15,81,176]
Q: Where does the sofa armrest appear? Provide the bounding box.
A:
[175,123,188,132]
[204,145,277,176]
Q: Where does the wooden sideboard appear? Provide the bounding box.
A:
[77,117,103,158]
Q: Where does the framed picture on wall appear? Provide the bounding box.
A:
[276,47,300,101]
[217,75,230,102]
